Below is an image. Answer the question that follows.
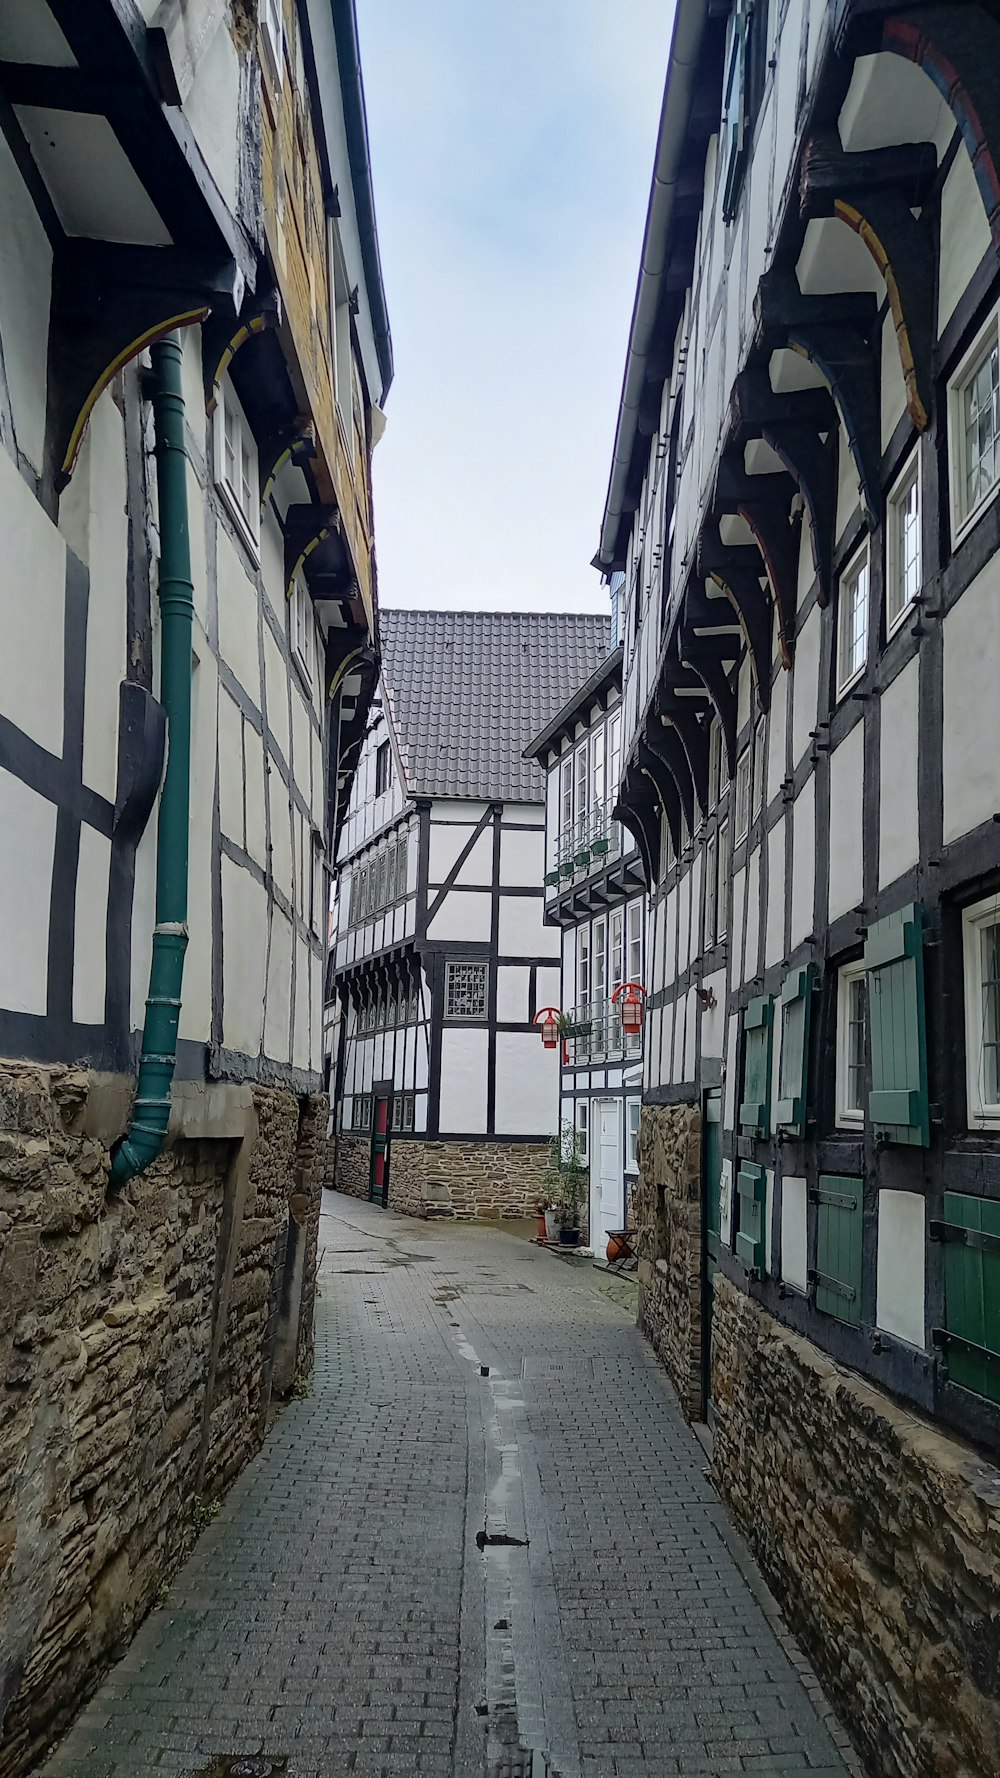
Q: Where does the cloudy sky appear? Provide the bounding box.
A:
[356,1,673,615]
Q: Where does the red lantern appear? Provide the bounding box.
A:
[612,980,647,1037]
[534,1006,562,1050]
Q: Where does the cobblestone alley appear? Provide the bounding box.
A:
[37,1194,857,1778]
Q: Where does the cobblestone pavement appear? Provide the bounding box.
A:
[37,1192,856,1778]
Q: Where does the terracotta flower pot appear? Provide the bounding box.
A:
[607,1233,625,1263]
[536,1213,548,1239]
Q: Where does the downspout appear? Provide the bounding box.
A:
[110,332,193,1186]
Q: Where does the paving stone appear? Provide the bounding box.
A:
[33,1193,856,1778]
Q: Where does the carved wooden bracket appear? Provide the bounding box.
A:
[882,6,1000,251]
[204,287,283,414]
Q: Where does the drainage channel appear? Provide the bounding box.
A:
[451,1321,579,1778]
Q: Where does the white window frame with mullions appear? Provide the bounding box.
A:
[886,452,921,635]
[837,539,870,698]
[444,961,488,1021]
[963,893,1000,1129]
[836,959,867,1128]
[626,1099,640,1174]
[214,377,260,560]
[291,574,316,684]
[948,302,1000,547]
[575,1099,589,1163]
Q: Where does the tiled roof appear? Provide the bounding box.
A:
[380,608,611,802]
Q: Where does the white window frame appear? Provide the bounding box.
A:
[574,743,590,847]
[627,901,642,984]
[444,960,488,1021]
[717,817,730,942]
[836,958,867,1129]
[703,829,718,950]
[214,378,260,559]
[375,740,391,798]
[575,1099,589,1162]
[734,747,751,843]
[577,926,591,1010]
[260,0,283,86]
[886,451,921,636]
[948,302,1000,547]
[963,893,1000,1129]
[291,574,315,683]
[591,728,605,830]
[836,539,870,698]
[752,718,765,819]
[626,1098,640,1174]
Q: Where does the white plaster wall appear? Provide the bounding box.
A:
[835,422,860,542]
[429,823,476,883]
[939,146,993,334]
[829,721,864,919]
[496,965,529,1024]
[180,648,217,1043]
[730,866,745,988]
[767,672,787,805]
[221,856,267,1057]
[765,820,785,967]
[245,728,267,866]
[744,849,760,982]
[790,778,815,951]
[438,1027,489,1134]
[427,889,491,943]
[217,531,260,704]
[699,968,727,1060]
[537,964,560,1009]
[876,1189,926,1348]
[791,607,820,768]
[218,687,244,847]
[292,939,311,1071]
[0,445,64,754]
[184,24,242,220]
[67,391,129,801]
[494,1032,558,1136]
[264,625,290,764]
[0,770,55,1015]
[263,910,293,1064]
[0,127,51,475]
[880,659,919,888]
[498,895,551,958]
[880,309,907,453]
[454,830,494,887]
[73,825,111,1026]
[943,559,1000,844]
[500,826,544,889]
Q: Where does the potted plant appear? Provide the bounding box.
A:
[556,1120,587,1247]
[533,1197,549,1240]
[541,1134,566,1240]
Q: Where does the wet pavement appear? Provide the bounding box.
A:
[36,1192,856,1778]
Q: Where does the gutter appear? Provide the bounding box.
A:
[110,333,193,1186]
[330,0,394,403]
[596,0,710,570]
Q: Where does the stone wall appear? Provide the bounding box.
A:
[0,1063,324,1778]
[336,1132,371,1201]
[711,1275,1000,1778]
[632,1103,703,1420]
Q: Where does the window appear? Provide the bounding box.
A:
[719,0,766,220]
[560,755,573,841]
[836,961,867,1128]
[627,901,642,984]
[752,719,765,819]
[260,0,283,84]
[812,1175,863,1325]
[837,541,869,696]
[734,748,751,842]
[403,1094,415,1131]
[375,741,391,797]
[395,835,408,901]
[591,729,605,826]
[577,926,591,1014]
[659,815,674,878]
[739,995,773,1136]
[949,307,1000,541]
[963,894,1000,1128]
[610,908,624,1049]
[575,1099,589,1163]
[292,575,315,682]
[444,961,488,1020]
[608,712,622,804]
[391,1095,403,1131]
[214,379,259,557]
[886,454,921,633]
[708,720,728,808]
[574,744,590,846]
[358,1095,373,1131]
[704,830,718,950]
[717,818,730,941]
[626,1099,640,1172]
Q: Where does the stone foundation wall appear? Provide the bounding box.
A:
[632,1103,703,1420]
[336,1132,371,1201]
[0,1063,324,1778]
[711,1275,1000,1778]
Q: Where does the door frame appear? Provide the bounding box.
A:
[591,1096,623,1256]
[369,1077,393,1207]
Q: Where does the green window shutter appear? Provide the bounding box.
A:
[775,966,813,1137]
[739,995,773,1136]
[864,903,929,1147]
[736,1163,767,1275]
[721,0,749,220]
[811,1175,863,1325]
[938,1192,1000,1403]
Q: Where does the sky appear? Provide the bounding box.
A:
[356,0,674,616]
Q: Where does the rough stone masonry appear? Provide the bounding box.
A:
[0,1061,325,1778]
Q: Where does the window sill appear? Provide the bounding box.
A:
[966,1109,1000,1132]
[952,478,1000,552]
[835,664,865,703]
[886,598,917,642]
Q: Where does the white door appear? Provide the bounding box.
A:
[590,1100,623,1255]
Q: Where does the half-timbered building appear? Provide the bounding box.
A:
[0,5,389,1770]
[524,613,649,1255]
[330,607,610,1219]
[599,1,1000,1770]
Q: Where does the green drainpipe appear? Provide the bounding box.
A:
[110,333,193,1186]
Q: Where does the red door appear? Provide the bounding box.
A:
[369,1094,390,1207]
